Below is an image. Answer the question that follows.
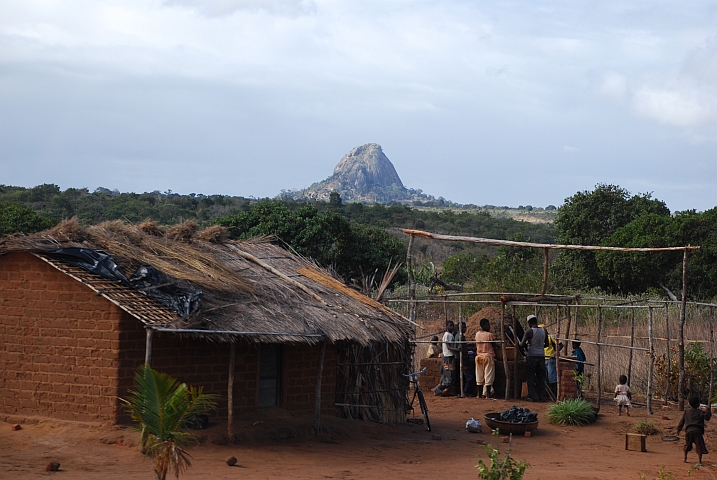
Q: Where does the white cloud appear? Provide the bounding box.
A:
[597,72,628,100]
[162,0,316,17]
[632,88,714,128]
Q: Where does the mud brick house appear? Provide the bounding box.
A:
[0,221,412,429]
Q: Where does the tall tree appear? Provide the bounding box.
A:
[554,184,670,292]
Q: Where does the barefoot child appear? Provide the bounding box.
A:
[678,395,712,465]
[614,375,631,416]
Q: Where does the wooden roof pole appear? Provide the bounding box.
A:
[402,229,700,252]
[226,243,326,305]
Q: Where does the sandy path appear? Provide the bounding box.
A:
[1,396,716,479]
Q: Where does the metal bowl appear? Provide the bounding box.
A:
[483,412,538,435]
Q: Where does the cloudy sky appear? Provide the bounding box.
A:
[1,1,716,211]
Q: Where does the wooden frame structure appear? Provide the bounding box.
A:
[401,229,704,411]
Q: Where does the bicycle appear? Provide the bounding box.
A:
[404,366,431,431]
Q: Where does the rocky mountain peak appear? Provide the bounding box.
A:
[332,143,404,190]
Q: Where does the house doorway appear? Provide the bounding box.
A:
[258,344,282,407]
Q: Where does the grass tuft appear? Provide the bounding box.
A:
[546,399,595,426]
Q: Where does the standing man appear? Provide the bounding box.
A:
[433,321,459,396]
[519,315,549,402]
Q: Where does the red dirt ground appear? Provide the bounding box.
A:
[1,396,716,479]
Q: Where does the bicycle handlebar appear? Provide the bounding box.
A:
[403,366,427,377]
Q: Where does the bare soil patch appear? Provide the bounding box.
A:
[1,398,715,479]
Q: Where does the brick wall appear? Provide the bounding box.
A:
[1,252,339,423]
[0,252,125,422]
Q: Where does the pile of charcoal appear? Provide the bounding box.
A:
[498,405,538,423]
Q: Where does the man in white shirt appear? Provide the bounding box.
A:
[433,321,460,396]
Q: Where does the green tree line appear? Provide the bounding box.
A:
[439,184,717,301]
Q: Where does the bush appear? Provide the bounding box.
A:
[655,342,715,401]
[634,420,660,435]
[546,399,595,426]
[476,436,529,480]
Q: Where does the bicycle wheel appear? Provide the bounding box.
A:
[417,388,431,431]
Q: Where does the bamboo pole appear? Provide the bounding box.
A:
[628,308,635,386]
[227,342,236,440]
[144,328,153,366]
[679,249,688,411]
[647,306,654,415]
[314,340,326,435]
[664,303,671,406]
[501,302,510,400]
[596,306,603,409]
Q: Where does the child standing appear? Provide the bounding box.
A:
[677,395,712,465]
[614,375,631,416]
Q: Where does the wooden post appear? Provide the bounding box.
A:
[501,302,510,400]
[406,235,416,324]
[459,304,464,398]
[678,249,688,411]
[144,328,153,366]
[710,306,714,406]
[628,308,635,386]
[564,305,572,350]
[664,303,671,406]
[556,305,561,402]
[512,304,518,399]
[647,306,655,415]
[574,299,580,339]
[227,342,236,441]
[314,340,326,435]
[541,247,549,296]
[597,306,603,409]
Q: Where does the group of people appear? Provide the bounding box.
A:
[426,314,714,466]
[428,314,586,400]
[428,319,496,398]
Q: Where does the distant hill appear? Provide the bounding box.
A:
[281,144,449,204]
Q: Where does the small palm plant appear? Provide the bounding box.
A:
[122,365,217,480]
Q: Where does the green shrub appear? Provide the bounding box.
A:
[546,398,595,426]
[476,435,529,480]
[634,420,660,435]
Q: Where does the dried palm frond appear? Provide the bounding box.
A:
[375,259,402,302]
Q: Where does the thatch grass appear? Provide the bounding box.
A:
[166,221,198,242]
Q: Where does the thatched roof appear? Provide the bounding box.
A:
[0,220,412,345]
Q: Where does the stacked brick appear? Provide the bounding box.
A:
[559,368,577,400]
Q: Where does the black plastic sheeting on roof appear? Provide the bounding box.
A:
[45,248,202,317]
